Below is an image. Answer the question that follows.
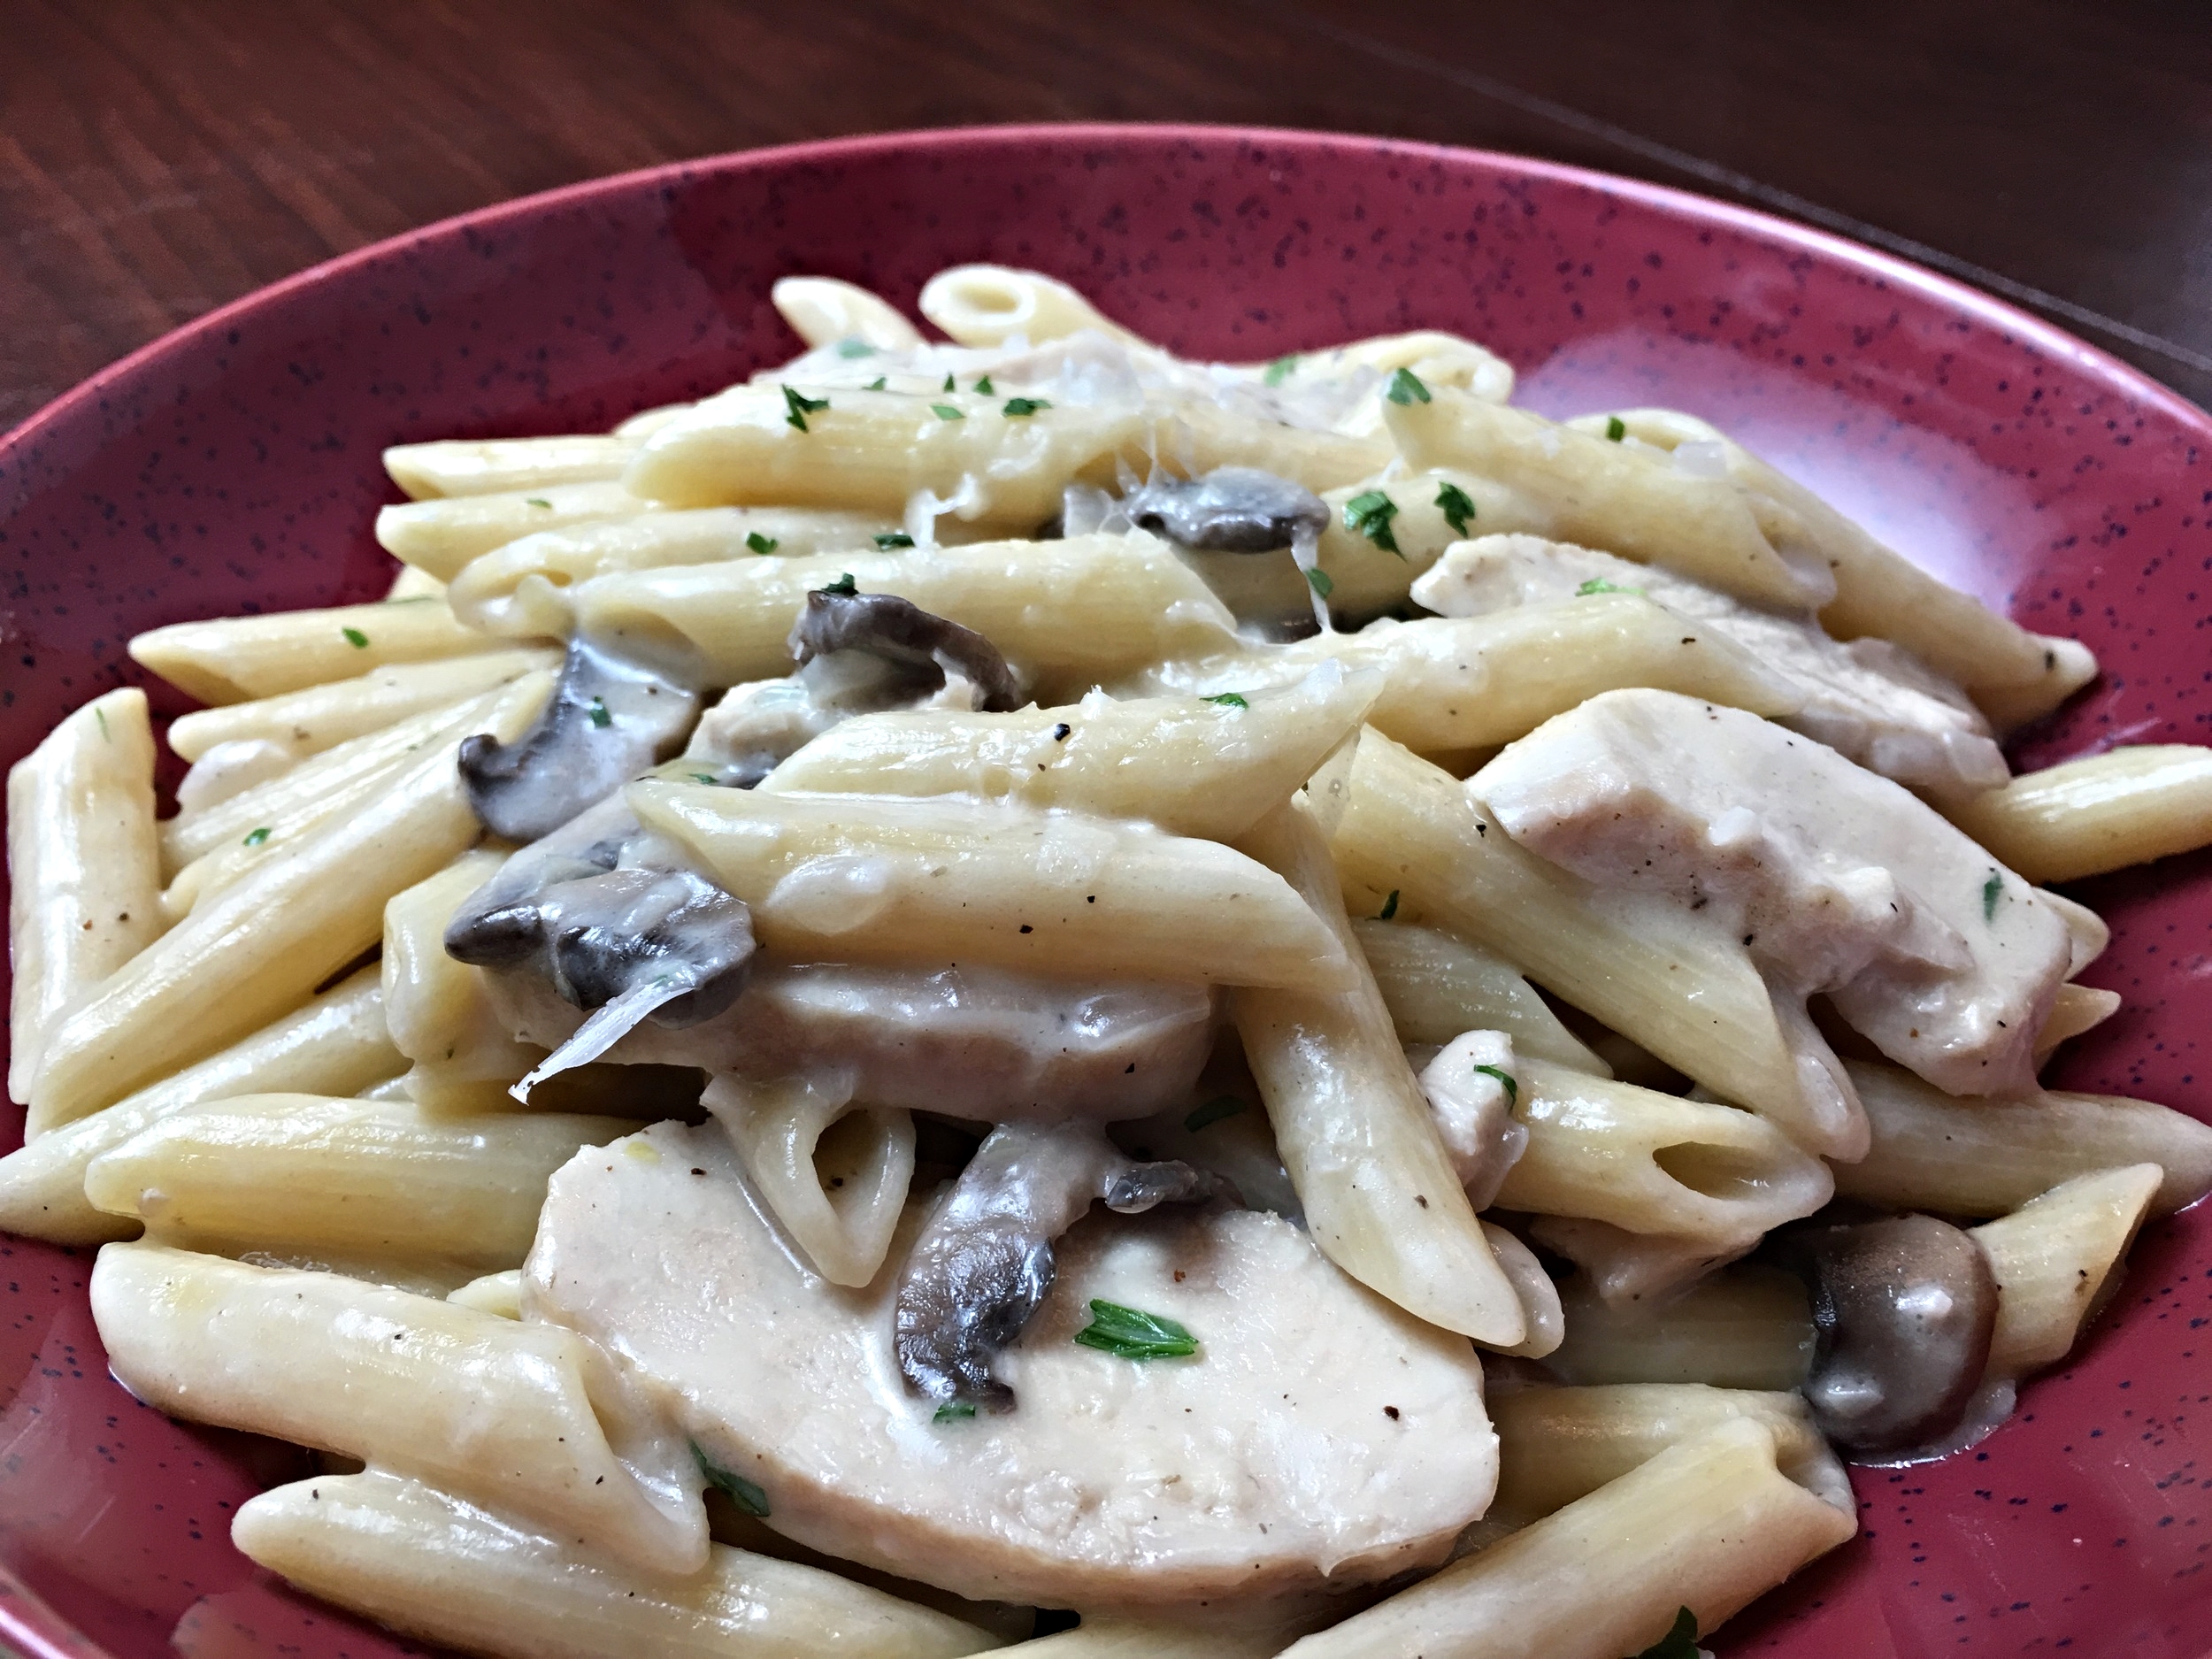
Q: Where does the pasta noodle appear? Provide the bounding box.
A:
[776,275,929,352]
[131,593,511,704]
[1543,1267,1817,1392]
[1971,1164,2162,1380]
[383,435,640,500]
[1945,744,2212,880]
[1351,918,1609,1072]
[382,849,549,1110]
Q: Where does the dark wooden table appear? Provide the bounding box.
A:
[5,0,2210,431]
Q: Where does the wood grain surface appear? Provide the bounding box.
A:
[4,0,2208,430]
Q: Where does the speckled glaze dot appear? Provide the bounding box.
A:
[2,126,2208,1659]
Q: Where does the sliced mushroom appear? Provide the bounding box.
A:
[1119,467,1330,553]
[895,1122,1225,1408]
[788,588,1022,713]
[458,638,700,841]
[1782,1212,1998,1455]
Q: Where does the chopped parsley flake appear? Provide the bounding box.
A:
[782,386,829,431]
[1436,481,1476,535]
[587,696,611,729]
[1576,577,1640,596]
[1304,565,1335,599]
[820,573,860,596]
[1002,397,1050,417]
[524,496,552,508]
[942,372,957,393]
[931,403,965,420]
[1472,1064,1517,1104]
[1344,488,1402,555]
[1263,354,1299,386]
[1385,366,1432,405]
[342,626,370,648]
[873,532,915,549]
[692,1444,770,1516]
[1205,692,1249,709]
[974,373,995,394]
[837,339,877,358]
[1983,871,2002,921]
[1604,415,1627,442]
[745,531,779,555]
[1625,1607,1700,1659]
[93,708,110,741]
[1074,1300,1198,1361]
[691,772,718,785]
[1377,889,1400,921]
[865,376,887,391]
[933,1401,977,1422]
[242,826,272,847]
[1184,1095,1247,1133]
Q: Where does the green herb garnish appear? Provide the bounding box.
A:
[524,496,552,508]
[587,696,611,729]
[1074,1300,1198,1361]
[1184,1095,1247,1133]
[782,386,829,431]
[1263,354,1299,386]
[974,373,995,394]
[942,372,957,393]
[820,573,860,596]
[873,532,915,549]
[1436,481,1476,536]
[1204,692,1248,709]
[1002,397,1050,417]
[865,376,887,391]
[342,626,369,649]
[933,1401,977,1423]
[93,707,110,741]
[1344,488,1402,555]
[932,403,965,420]
[745,531,779,555]
[1473,1064,1517,1104]
[1604,415,1627,442]
[1377,889,1400,921]
[242,826,272,848]
[1385,366,1432,405]
[691,772,718,785]
[1625,1607,1700,1659]
[1304,566,1334,599]
[1576,577,1640,596]
[837,339,877,358]
[693,1444,770,1516]
[1982,872,2002,921]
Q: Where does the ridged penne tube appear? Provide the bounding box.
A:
[1488,1384,1844,1525]
[1299,333,1516,431]
[1577,408,2094,714]
[1277,1418,1854,1659]
[1143,597,1802,758]
[0,966,397,1246]
[760,668,1380,842]
[234,1470,994,1659]
[1966,1163,2161,1383]
[569,535,1236,686]
[1972,1164,2162,1379]
[626,385,1145,521]
[1000,1623,1285,1658]
[383,435,640,500]
[8,687,163,1107]
[82,1093,628,1265]
[704,1075,914,1288]
[374,481,662,580]
[918,264,1142,349]
[1155,402,1393,495]
[629,781,1352,992]
[387,563,448,601]
[1492,1059,1834,1252]
[1543,1268,1816,1392]
[1525,1215,1752,1309]
[28,673,548,1133]
[384,850,547,1110]
[2035,981,2122,1056]
[449,1269,524,1318]
[130,596,504,705]
[1835,1059,2212,1218]
[1350,919,1609,1072]
[774,275,928,350]
[1384,392,1832,613]
[1945,745,2212,881]
[1230,799,1525,1346]
[445,506,907,632]
[165,648,557,764]
[1482,1222,1565,1359]
[1312,729,1863,1159]
[93,1243,707,1575]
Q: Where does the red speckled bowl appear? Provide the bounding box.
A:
[3,125,2210,1659]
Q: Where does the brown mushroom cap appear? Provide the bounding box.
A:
[787,588,1022,712]
[1787,1212,1998,1455]
[1121,466,1330,554]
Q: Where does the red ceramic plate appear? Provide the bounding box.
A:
[2,125,2208,1659]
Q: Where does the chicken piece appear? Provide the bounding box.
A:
[527,1120,1497,1618]
[1414,535,2007,796]
[1475,689,2073,1096]
[1415,1031,1527,1210]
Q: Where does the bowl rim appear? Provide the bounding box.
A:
[3,119,2205,465]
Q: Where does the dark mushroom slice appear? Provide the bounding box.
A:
[1783,1212,1998,1455]
[459,638,701,842]
[895,1122,1228,1409]
[1119,467,1330,553]
[788,588,1022,713]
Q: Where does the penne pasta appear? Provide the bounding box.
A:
[82,1092,629,1266]
[1230,799,1526,1346]
[234,1468,995,1659]
[775,274,928,351]
[704,1075,914,1288]
[0,965,397,1246]
[1971,1164,2162,1380]
[1524,1214,1755,1309]
[1350,919,1609,1072]
[1543,1266,1817,1392]
[997,1623,1283,1658]
[1945,745,2212,881]
[1292,332,1517,432]
[7,687,163,1107]
[383,850,547,1110]
[628,781,1352,992]
[759,668,1380,842]
[383,435,640,500]
[92,1242,708,1576]
[376,480,662,580]
[918,264,1141,349]
[2035,980,2122,1056]
[449,1268,525,1318]
[1481,1221,1566,1360]
[1276,1418,1854,1659]
[28,673,548,1133]
[130,595,508,705]
[1834,1059,2212,1219]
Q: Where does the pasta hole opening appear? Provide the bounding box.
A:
[1653,1141,1772,1203]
